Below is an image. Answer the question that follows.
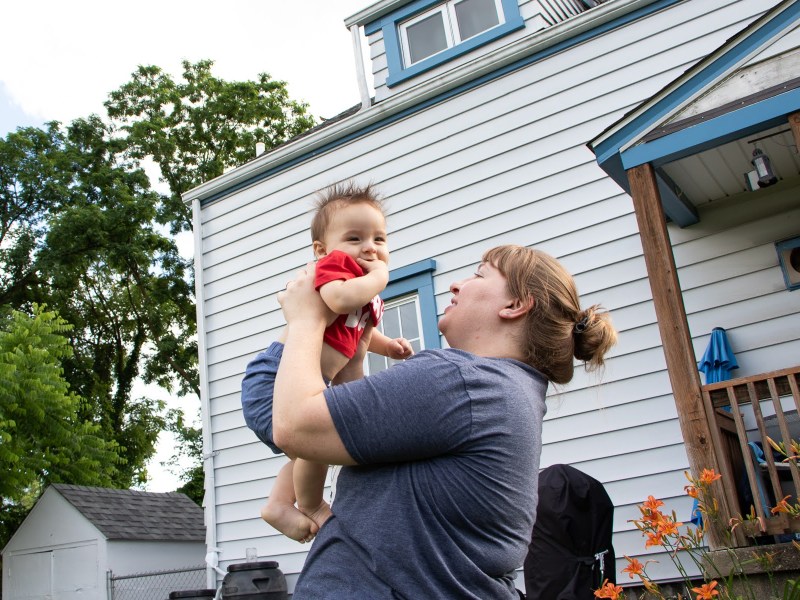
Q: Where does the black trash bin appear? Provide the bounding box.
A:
[168,590,217,600]
[221,561,288,600]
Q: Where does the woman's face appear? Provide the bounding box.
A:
[438,261,515,349]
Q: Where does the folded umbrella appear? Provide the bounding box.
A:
[698,327,739,384]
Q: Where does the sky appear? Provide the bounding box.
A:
[1,0,373,492]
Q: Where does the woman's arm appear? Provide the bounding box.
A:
[273,263,358,465]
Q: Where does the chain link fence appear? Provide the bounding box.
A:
[108,565,210,600]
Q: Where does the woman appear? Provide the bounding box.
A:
[241,244,617,599]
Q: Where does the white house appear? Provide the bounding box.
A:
[2,484,206,600]
[184,0,800,594]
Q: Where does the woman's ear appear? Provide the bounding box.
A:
[500,296,535,320]
[312,240,327,259]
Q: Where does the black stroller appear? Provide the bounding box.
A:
[522,464,616,599]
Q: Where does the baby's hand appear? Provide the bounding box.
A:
[387,337,414,360]
[357,257,389,283]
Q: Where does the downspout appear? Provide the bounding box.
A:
[192,198,224,588]
[350,24,371,111]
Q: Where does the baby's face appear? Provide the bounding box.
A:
[315,202,389,265]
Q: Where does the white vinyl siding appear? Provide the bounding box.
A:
[194,0,789,592]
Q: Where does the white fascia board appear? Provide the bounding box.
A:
[344,0,410,28]
[183,0,656,206]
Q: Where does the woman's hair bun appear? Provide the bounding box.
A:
[573,305,617,369]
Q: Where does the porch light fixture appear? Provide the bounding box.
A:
[751,148,777,188]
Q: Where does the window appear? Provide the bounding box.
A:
[365,0,523,88]
[400,0,502,67]
[365,258,439,374]
[367,295,424,374]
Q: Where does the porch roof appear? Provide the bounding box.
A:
[588,0,800,227]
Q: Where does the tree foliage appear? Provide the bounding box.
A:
[1,119,186,489]
[0,307,120,523]
[0,60,317,519]
[105,59,316,233]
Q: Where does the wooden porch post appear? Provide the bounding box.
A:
[789,111,800,148]
[627,163,730,549]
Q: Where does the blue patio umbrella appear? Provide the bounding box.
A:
[698,327,739,384]
[692,327,739,526]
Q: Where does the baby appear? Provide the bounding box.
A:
[242,181,412,543]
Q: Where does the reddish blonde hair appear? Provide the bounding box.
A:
[483,245,617,384]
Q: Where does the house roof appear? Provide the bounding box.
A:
[589,0,800,226]
[52,484,205,542]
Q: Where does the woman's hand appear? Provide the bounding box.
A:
[277,262,330,327]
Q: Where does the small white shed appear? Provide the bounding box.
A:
[2,484,206,600]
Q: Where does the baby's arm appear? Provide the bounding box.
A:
[368,330,414,360]
[318,259,389,314]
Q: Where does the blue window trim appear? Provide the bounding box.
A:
[366,0,524,88]
[386,258,440,349]
[776,236,800,292]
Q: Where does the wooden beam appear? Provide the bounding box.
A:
[789,111,800,150]
[627,163,730,549]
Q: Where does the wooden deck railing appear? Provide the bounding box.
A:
[701,365,800,543]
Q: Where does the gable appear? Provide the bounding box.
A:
[2,488,100,554]
[589,0,800,226]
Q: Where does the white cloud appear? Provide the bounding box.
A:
[1,0,370,126]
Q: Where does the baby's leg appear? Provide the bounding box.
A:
[294,458,332,530]
[260,459,318,543]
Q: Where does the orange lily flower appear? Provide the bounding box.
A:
[771,495,793,515]
[594,579,623,599]
[698,469,721,485]
[645,531,664,548]
[691,579,719,599]
[656,517,682,537]
[642,495,664,512]
[622,556,645,579]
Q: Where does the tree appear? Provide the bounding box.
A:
[0,60,317,505]
[1,118,189,487]
[105,59,316,233]
[0,306,121,547]
[104,60,317,494]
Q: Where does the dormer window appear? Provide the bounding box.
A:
[365,0,524,88]
[400,0,503,66]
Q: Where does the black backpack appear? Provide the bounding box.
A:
[523,464,616,599]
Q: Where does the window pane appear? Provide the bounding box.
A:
[454,0,499,40]
[366,295,423,375]
[382,306,401,339]
[407,12,448,64]
[368,352,386,374]
[399,301,419,340]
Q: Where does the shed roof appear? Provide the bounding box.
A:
[52,484,205,542]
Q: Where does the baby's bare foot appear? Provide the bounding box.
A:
[261,500,319,543]
[299,500,332,531]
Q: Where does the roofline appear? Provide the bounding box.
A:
[183,0,668,207]
[344,0,409,28]
[620,87,800,169]
[590,0,799,157]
